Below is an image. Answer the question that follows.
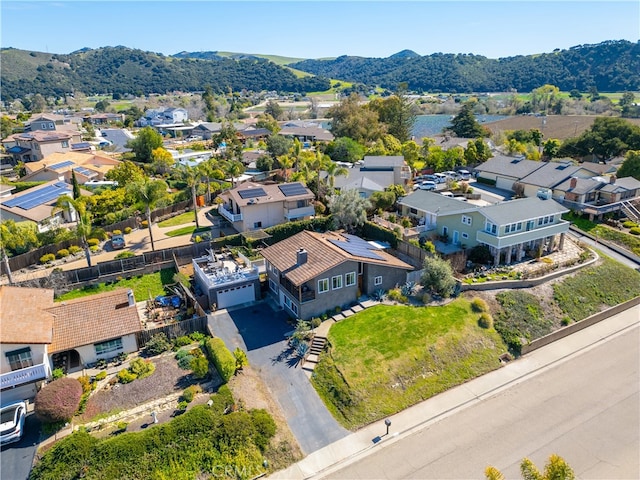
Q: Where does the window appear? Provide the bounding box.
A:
[462,232,469,239]
[374,276,383,286]
[48,123,54,129]
[410,208,418,215]
[61,141,69,148]
[485,222,497,234]
[462,215,472,225]
[253,221,262,228]
[318,278,329,293]
[6,348,33,371]
[269,279,278,293]
[94,338,123,356]
[345,271,356,287]
[283,295,298,315]
[332,275,342,290]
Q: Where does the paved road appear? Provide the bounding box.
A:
[208,302,349,454]
[0,413,41,480]
[569,229,640,270]
[325,324,640,480]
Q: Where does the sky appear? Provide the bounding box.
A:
[1,1,639,60]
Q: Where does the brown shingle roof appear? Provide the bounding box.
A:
[0,286,55,344]
[261,230,412,286]
[47,289,142,353]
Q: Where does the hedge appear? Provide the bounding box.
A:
[203,337,236,383]
[360,220,399,248]
[476,176,497,186]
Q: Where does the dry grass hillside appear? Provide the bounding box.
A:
[485,115,640,140]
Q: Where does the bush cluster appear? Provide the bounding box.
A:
[34,377,83,423]
[478,312,494,329]
[114,251,135,259]
[56,248,70,258]
[181,385,202,403]
[470,297,489,313]
[630,227,640,235]
[144,333,172,356]
[40,253,56,264]
[124,226,133,234]
[87,238,100,247]
[203,337,236,383]
[68,245,82,255]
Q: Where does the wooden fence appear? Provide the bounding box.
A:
[135,316,210,348]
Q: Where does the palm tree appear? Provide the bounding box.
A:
[179,165,201,229]
[53,195,94,267]
[224,160,245,188]
[306,150,330,200]
[277,154,295,182]
[126,178,169,252]
[324,161,349,191]
[198,158,224,204]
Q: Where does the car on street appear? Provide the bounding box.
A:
[457,169,471,180]
[433,173,448,183]
[111,234,126,250]
[414,181,437,191]
[1,401,26,446]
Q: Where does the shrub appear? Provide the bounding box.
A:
[250,409,277,451]
[56,248,70,258]
[52,368,65,380]
[203,337,236,382]
[310,317,321,328]
[181,385,202,403]
[117,369,137,384]
[124,226,132,234]
[34,377,83,423]
[77,376,93,394]
[630,227,640,235]
[114,250,135,259]
[471,297,489,313]
[89,245,99,252]
[115,421,128,432]
[233,348,248,370]
[622,221,638,228]
[190,355,210,379]
[422,293,431,305]
[68,245,82,255]
[560,317,572,326]
[129,358,155,380]
[40,253,55,264]
[141,220,149,228]
[95,371,107,381]
[87,238,100,246]
[112,229,122,235]
[387,288,408,303]
[174,336,192,348]
[144,333,172,356]
[189,331,206,342]
[478,312,494,329]
[178,354,194,370]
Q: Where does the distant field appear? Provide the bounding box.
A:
[485,115,640,140]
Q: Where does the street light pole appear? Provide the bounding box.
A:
[385,418,391,436]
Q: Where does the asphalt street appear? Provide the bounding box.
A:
[324,323,640,480]
[0,413,41,480]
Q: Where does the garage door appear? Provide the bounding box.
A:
[216,283,255,309]
[496,176,515,191]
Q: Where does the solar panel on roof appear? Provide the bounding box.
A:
[74,166,97,177]
[278,183,308,197]
[3,183,71,210]
[49,160,75,171]
[238,188,267,199]
[329,235,383,260]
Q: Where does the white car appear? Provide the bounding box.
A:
[413,181,437,191]
[0,401,26,445]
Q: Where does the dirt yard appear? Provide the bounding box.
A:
[485,114,640,140]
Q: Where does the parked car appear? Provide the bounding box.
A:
[433,173,448,183]
[111,234,126,250]
[457,169,471,180]
[440,191,455,198]
[1,401,27,445]
[414,181,437,191]
[443,170,461,180]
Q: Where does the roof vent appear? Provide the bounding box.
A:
[127,289,135,307]
[296,248,308,266]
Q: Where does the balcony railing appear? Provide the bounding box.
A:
[285,205,315,221]
[218,204,243,222]
[1,363,48,390]
[476,220,569,249]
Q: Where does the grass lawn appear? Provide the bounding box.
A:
[165,225,210,237]
[553,256,640,322]
[312,300,507,429]
[563,212,640,256]
[55,268,176,302]
[157,211,196,227]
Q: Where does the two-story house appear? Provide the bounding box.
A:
[329,155,412,198]
[399,191,570,265]
[21,151,121,184]
[218,181,315,232]
[262,230,413,320]
[3,130,85,163]
[1,287,54,404]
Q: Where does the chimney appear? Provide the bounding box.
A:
[296,248,308,266]
[127,289,135,307]
[569,177,577,189]
[609,175,616,184]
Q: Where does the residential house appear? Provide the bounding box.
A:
[21,151,121,184]
[399,190,570,265]
[191,122,224,140]
[136,107,189,126]
[1,287,55,404]
[25,114,82,132]
[87,113,125,125]
[192,252,261,310]
[262,230,413,319]
[218,181,315,232]
[0,180,90,231]
[474,155,546,191]
[328,155,411,198]
[46,289,142,372]
[96,128,134,153]
[3,129,84,163]
[516,160,600,198]
[278,121,334,143]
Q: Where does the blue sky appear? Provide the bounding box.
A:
[2,1,638,59]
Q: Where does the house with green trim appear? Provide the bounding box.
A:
[398,191,570,265]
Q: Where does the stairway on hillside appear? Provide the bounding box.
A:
[301,335,327,373]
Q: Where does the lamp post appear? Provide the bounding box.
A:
[384,418,391,436]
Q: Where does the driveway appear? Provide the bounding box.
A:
[208,302,349,454]
[1,413,41,480]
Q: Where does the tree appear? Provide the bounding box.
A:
[126,178,169,251]
[266,134,293,160]
[179,165,202,229]
[71,170,81,200]
[324,160,349,190]
[542,139,561,160]
[94,99,110,112]
[327,93,385,144]
[255,113,281,134]
[105,160,146,188]
[485,454,575,480]
[367,83,417,143]
[198,158,225,203]
[327,189,371,233]
[223,160,245,188]
[126,126,164,163]
[53,195,94,267]
[34,377,83,423]
[151,147,175,176]
[325,137,366,163]
[264,100,283,120]
[617,150,640,180]
[420,255,457,298]
[531,84,560,114]
[445,101,488,138]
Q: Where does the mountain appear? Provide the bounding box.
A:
[0,47,330,101]
[290,40,640,93]
[389,50,420,59]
